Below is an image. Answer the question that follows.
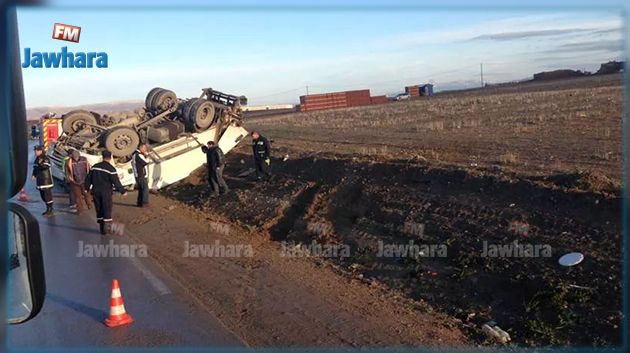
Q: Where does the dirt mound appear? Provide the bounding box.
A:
[542,171,620,194]
[575,171,620,192]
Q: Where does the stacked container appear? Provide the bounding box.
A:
[420,84,434,96]
[344,89,372,106]
[370,95,388,105]
[405,84,434,97]
[300,89,372,112]
[405,86,421,97]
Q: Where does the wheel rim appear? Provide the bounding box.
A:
[161,97,174,110]
[113,134,133,150]
[71,119,85,131]
[196,106,212,128]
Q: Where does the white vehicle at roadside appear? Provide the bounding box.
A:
[393,93,410,101]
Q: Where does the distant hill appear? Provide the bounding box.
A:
[532,69,589,81]
[26,100,143,121]
[532,61,624,82]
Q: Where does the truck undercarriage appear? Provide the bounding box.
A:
[48,87,249,190]
[56,87,247,160]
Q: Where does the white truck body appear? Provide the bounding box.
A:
[47,124,248,190]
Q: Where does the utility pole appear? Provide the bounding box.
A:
[306,85,309,96]
[480,63,484,88]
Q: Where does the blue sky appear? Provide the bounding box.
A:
[17,5,624,108]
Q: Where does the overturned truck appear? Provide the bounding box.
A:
[48,87,249,190]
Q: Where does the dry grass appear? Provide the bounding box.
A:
[247,78,622,181]
[500,152,518,165]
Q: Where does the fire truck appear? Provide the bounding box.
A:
[38,113,63,148]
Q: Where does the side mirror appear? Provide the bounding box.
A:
[7,202,46,324]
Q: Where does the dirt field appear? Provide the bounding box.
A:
[114,195,469,347]
[245,74,623,183]
[157,74,623,347]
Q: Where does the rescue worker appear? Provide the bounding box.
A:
[131,143,150,208]
[201,141,229,197]
[30,125,39,139]
[32,145,54,216]
[66,150,92,213]
[63,154,77,210]
[251,131,272,181]
[85,150,127,235]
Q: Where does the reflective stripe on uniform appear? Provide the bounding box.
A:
[92,167,117,175]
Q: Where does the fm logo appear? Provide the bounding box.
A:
[22,23,108,68]
[52,23,81,43]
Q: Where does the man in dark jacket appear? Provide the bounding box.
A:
[66,149,92,213]
[32,145,54,216]
[201,141,229,197]
[131,143,150,208]
[251,131,272,181]
[85,150,127,235]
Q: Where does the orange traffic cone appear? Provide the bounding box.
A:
[18,189,29,202]
[104,279,134,327]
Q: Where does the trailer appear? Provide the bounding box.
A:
[47,87,249,190]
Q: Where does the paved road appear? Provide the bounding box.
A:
[7,144,246,348]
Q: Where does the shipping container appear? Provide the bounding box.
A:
[405,86,420,97]
[370,95,388,105]
[299,89,372,112]
[420,84,434,96]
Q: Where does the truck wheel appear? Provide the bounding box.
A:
[103,126,140,158]
[145,87,162,110]
[150,89,177,112]
[184,98,216,132]
[62,110,98,134]
[181,99,198,132]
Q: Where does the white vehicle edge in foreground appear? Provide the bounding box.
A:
[48,124,248,190]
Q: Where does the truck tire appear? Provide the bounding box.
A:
[183,98,216,132]
[150,89,177,112]
[62,110,98,134]
[145,87,162,109]
[181,99,197,132]
[103,126,140,158]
